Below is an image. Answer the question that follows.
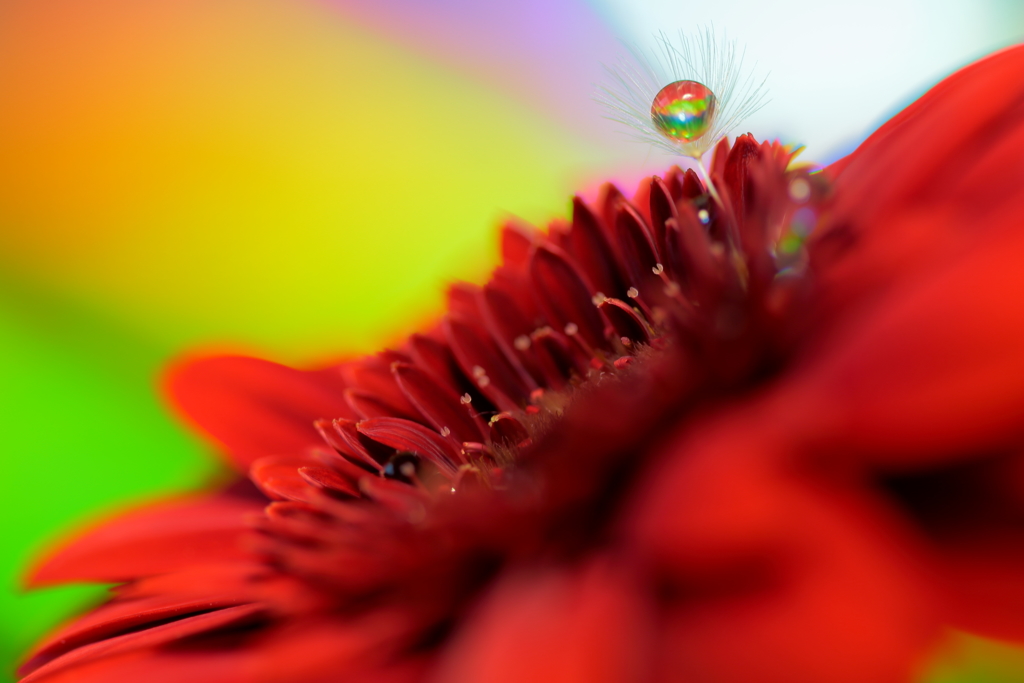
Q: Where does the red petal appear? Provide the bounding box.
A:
[597,298,651,346]
[341,353,420,419]
[529,327,588,389]
[529,245,608,352]
[447,281,484,319]
[444,316,530,412]
[648,177,677,259]
[20,604,265,683]
[597,182,627,237]
[567,196,626,299]
[782,225,1024,467]
[331,419,389,472]
[18,616,423,683]
[392,362,486,443]
[407,332,467,397]
[298,466,360,498]
[941,537,1024,641]
[357,476,432,517]
[722,133,761,221]
[613,204,662,298]
[313,419,377,472]
[627,419,940,683]
[164,355,353,470]
[813,45,1024,315]
[29,494,261,586]
[479,283,547,387]
[488,413,531,449]
[500,219,538,269]
[709,136,730,180]
[309,446,377,481]
[436,563,655,683]
[251,455,320,502]
[357,417,462,473]
[879,451,1024,641]
[344,388,419,420]
[830,45,1024,215]
[663,165,685,198]
[631,176,654,226]
[669,208,725,306]
[21,593,252,676]
[677,167,706,200]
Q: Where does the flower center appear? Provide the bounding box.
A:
[251,138,827,607]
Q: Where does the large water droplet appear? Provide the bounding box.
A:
[650,80,716,142]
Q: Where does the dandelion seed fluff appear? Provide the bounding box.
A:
[597,27,769,160]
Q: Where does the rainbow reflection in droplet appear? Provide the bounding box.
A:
[650,80,716,142]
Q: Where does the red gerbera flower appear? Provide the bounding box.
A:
[19,44,1024,683]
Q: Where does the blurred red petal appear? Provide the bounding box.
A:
[392,362,485,443]
[21,604,265,683]
[814,45,1024,316]
[529,245,608,351]
[165,355,353,470]
[29,494,261,586]
[357,417,462,473]
[437,562,654,683]
[829,45,1024,213]
[786,223,1024,466]
[628,421,939,683]
[21,592,254,676]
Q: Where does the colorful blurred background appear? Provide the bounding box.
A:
[0,1,1022,680]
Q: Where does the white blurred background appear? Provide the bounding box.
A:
[594,0,1023,163]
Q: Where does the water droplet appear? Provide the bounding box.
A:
[697,209,710,225]
[383,453,419,483]
[650,80,716,142]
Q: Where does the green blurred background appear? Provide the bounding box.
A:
[1,1,1022,681]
